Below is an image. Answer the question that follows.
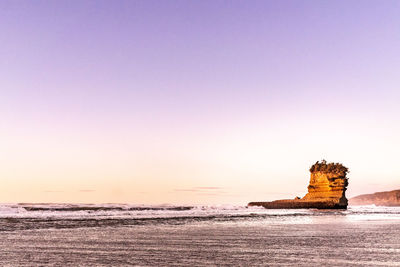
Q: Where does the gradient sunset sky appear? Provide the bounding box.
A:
[1,1,400,204]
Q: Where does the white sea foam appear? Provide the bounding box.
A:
[0,203,399,222]
[0,203,311,219]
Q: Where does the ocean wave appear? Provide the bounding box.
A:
[0,203,309,219]
[0,203,399,222]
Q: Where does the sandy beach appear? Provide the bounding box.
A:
[0,204,399,266]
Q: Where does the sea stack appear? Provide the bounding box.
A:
[248,160,349,209]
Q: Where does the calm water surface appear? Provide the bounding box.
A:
[0,204,399,266]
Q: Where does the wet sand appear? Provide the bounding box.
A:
[0,219,399,266]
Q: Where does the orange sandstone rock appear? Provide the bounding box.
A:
[248,160,349,209]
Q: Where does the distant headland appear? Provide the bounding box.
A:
[248,160,349,209]
[349,190,400,206]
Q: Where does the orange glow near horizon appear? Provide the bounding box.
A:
[2,114,399,205]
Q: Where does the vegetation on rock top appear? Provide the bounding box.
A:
[309,160,349,175]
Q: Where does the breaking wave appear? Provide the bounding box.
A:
[0,203,399,231]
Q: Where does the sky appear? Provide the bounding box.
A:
[1,0,400,204]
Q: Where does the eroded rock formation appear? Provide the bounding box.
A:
[349,190,400,206]
[248,160,349,209]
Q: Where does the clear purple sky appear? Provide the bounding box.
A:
[1,1,400,204]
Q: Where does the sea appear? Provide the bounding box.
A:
[0,203,399,266]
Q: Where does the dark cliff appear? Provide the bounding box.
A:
[349,190,400,206]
